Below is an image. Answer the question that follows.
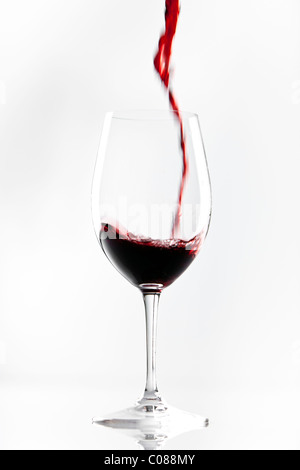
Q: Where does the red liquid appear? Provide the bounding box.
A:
[100,224,204,289]
[154,0,188,237]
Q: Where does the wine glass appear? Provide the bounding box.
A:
[92,110,212,447]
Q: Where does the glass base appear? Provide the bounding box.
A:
[93,399,209,450]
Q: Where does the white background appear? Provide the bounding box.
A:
[0,0,300,450]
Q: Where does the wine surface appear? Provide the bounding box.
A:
[100,224,203,289]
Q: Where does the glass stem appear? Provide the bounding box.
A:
[143,292,160,400]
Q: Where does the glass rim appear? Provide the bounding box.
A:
[108,109,199,121]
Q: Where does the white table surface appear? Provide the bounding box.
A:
[0,377,299,450]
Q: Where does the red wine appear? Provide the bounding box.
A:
[100,223,204,289]
[154,0,188,237]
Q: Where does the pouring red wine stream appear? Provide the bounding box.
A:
[154,0,188,238]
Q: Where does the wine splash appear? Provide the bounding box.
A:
[100,223,204,289]
[154,0,188,238]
